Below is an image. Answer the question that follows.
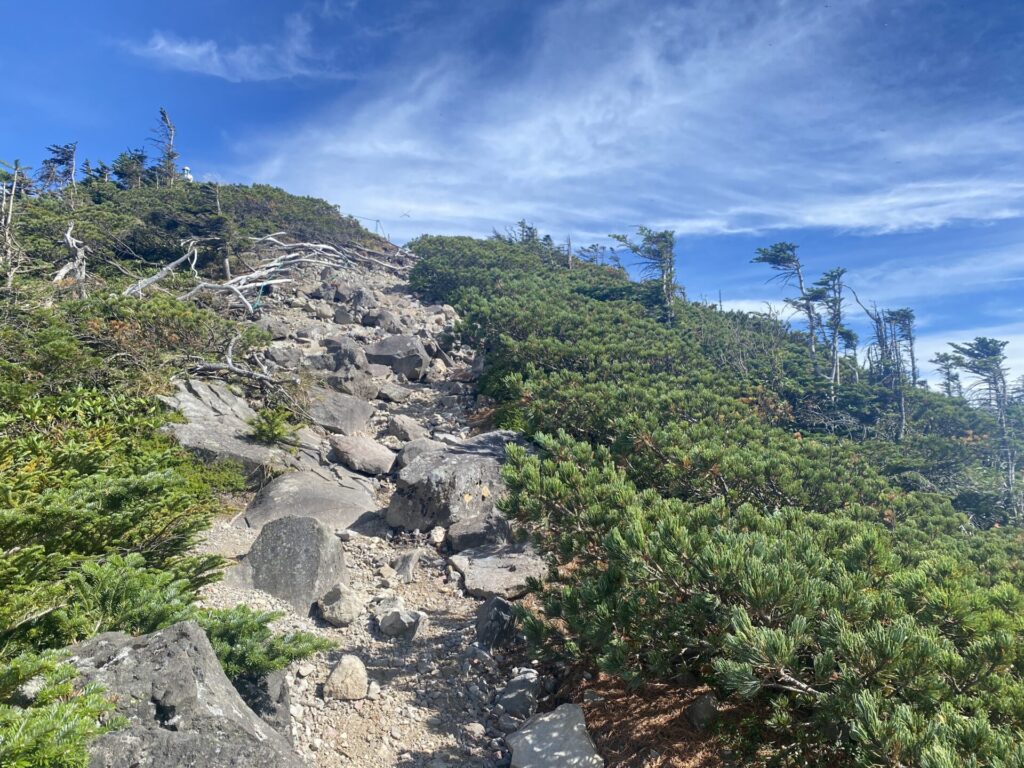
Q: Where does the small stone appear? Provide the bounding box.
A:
[317,583,363,628]
[463,722,487,741]
[685,693,719,731]
[323,655,368,701]
[497,713,522,733]
[296,662,315,678]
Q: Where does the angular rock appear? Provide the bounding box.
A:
[386,431,520,544]
[377,381,413,403]
[240,471,376,532]
[235,516,348,615]
[361,308,406,334]
[265,345,303,368]
[317,583,364,627]
[322,336,369,369]
[324,655,368,701]
[449,543,546,600]
[448,513,512,552]
[684,693,719,731]
[234,669,293,744]
[379,609,428,639]
[329,434,397,475]
[327,368,380,400]
[364,335,431,380]
[307,386,376,434]
[333,307,354,324]
[506,704,604,768]
[159,379,320,486]
[255,316,291,340]
[388,414,430,442]
[394,437,445,470]
[497,669,540,719]
[70,622,304,768]
[392,549,423,583]
[476,596,518,651]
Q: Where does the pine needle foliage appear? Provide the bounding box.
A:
[409,234,1024,766]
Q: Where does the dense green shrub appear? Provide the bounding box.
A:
[410,234,1024,766]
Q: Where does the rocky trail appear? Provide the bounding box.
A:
[73,249,605,767]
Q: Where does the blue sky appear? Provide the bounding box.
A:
[3,0,1024,380]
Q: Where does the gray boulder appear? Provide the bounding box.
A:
[506,704,604,768]
[327,368,380,400]
[379,609,428,639]
[449,543,546,599]
[240,471,376,532]
[323,655,368,701]
[322,336,369,369]
[307,387,376,434]
[497,669,540,719]
[235,516,348,615]
[386,431,519,545]
[255,316,291,340]
[394,437,445,470]
[317,583,363,627]
[387,414,430,442]
[233,669,292,744]
[361,309,406,334]
[476,596,518,651]
[329,434,397,475]
[264,345,303,368]
[364,335,431,380]
[333,307,354,325]
[159,379,320,487]
[70,621,304,768]
[377,381,413,403]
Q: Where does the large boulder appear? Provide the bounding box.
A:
[159,379,321,486]
[364,335,431,380]
[476,596,518,651]
[69,621,304,768]
[233,516,348,615]
[386,431,519,544]
[321,335,369,369]
[506,704,604,768]
[394,437,445,470]
[449,543,546,600]
[239,471,376,532]
[387,414,430,442]
[307,387,376,435]
[328,434,397,476]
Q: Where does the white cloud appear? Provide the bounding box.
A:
[227,0,1024,242]
[128,13,345,82]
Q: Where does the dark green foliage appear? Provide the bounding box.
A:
[248,406,299,445]
[410,234,1024,766]
[197,606,333,682]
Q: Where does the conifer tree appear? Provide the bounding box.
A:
[610,226,679,323]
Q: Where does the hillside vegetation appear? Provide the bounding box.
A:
[0,153,369,764]
[409,234,1024,767]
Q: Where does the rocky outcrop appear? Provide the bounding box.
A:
[239,470,376,532]
[449,543,546,599]
[231,516,348,615]
[159,379,320,486]
[506,704,604,768]
[386,431,519,545]
[364,335,431,380]
[328,434,397,475]
[306,387,376,435]
[69,621,304,768]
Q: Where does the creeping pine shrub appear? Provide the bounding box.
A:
[248,406,299,445]
[410,235,1024,767]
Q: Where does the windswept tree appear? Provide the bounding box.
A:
[948,337,1020,523]
[931,352,963,398]
[112,148,147,189]
[0,159,31,286]
[611,227,679,323]
[150,107,180,187]
[752,243,820,375]
[37,142,78,202]
[812,267,848,392]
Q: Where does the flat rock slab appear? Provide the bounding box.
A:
[507,704,604,768]
[239,471,377,532]
[329,434,397,476]
[307,387,376,435]
[364,335,431,380]
[70,621,304,768]
[233,516,348,615]
[449,543,546,599]
[159,379,321,486]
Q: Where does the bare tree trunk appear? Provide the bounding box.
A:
[56,222,89,297]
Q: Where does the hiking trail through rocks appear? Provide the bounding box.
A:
[158,249,607,767]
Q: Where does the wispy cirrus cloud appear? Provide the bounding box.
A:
[231,0,1024,241]
[127,13,346,82]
